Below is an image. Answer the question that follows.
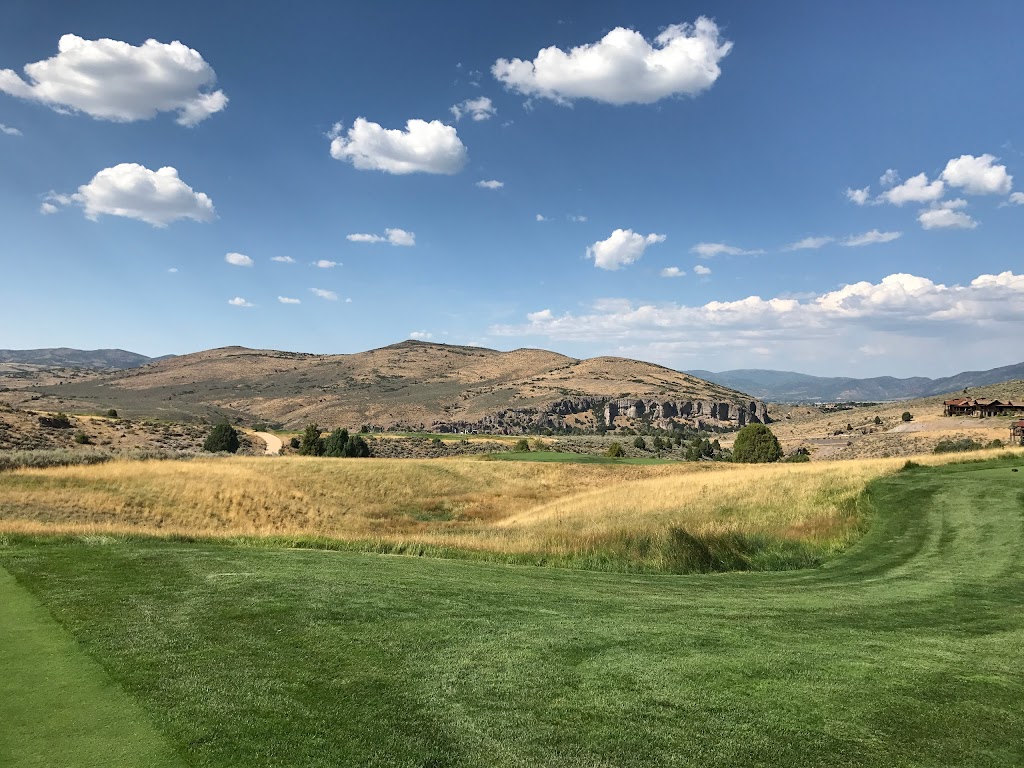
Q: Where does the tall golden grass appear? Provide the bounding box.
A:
[1,449,1019,569]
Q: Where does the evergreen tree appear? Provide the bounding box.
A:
[323,428,350,457]
[203,423,240,453]
[298,423,324,456]
[732,424,782,463]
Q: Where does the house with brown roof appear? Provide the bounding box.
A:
[944,398,1024,418]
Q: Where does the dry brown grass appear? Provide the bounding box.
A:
[3,449,1020,566]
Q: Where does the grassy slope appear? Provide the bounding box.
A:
[2,457,1023,767]
[0,568,181,767]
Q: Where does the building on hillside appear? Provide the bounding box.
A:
[1013,420,1024,446]
[943,398,1024,418]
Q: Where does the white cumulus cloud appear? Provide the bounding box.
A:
[228,297,253,307]
[492,18,732,105]
[491,271,1024,348]
[346,228,415,246]
[841,230,902,247]
[45,163,214,227]
[450,96,496,121]
[941,154,1012,196]
[918,199,978,230]
[225,252,253,267]
[476,179,504,189]
[879,169,901,188]
[693,264,712,275]
[0,34,227,126]
[880,173,945,206]
[329,118,467,175]
[313,259,338,268]
[587,229,666,270]
[1006,192,1024,206]
[278,296,301,304]
[409,331,433,340]
[311,288,337,301]
[39,201,58,215]
[846,186,871,205]
[660,267,685,278]
[536,213,548,222]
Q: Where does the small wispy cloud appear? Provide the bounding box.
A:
[346,228,415,246]
[693,264,712,275]
[784,236,834,251]
[691,242,764,258]
[167,267,178,273]
[271,255,295,263]
[0,123,22,136]
[476,179,504,189]
[536,213,547,222]
[313,259,338,268]
[311,288,337,300]
[841,229,902,247]
[569,214,588,222]
[660,267,686,278]
[228,297,253,307]
[278,296,301,304]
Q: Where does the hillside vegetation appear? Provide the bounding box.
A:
[16,341,763,434]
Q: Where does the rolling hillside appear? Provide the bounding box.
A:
[0,348,169,369]
[25,341,767,433]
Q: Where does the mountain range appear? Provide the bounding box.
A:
[686,363,1024,403]
[0,348,170,369]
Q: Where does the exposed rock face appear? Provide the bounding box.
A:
[414,395,768,435]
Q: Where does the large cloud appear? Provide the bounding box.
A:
[586,229,666,270]
[492,271,1024,345]
[941,154,1012,196]
[492,18,732,105]
[329,118,467,174]
[0,34,227,126]
[46,163,215,226]
[918,199,977,230]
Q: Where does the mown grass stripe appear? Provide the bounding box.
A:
[0,566,182,768]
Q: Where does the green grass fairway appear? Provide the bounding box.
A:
[0,568,181,767]
[486,450,674,464]
[1,458,1023,766]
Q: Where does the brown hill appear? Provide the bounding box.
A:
[23,341,767,434]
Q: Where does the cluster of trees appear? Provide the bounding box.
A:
[933,437,1003,454]
[297,424,370,457]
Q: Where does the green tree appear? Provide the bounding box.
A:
[606,441,624,458]
[105,409,118,418]
[652,436,666,451]
[203,423,240,453]
[633,436,647,451]
[732,424,782,464]
[323,428,350,457]
[514,438,531,452]
[343,435,371,457]
[299,423,324,456]
[901,411,913,423]
[873,416,882,425]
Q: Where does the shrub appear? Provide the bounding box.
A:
[606,442,624,458]
[652,436,667,451]
[873,416,881,425]
[633,436,647,450]
[933,438,983,454]
[732,424,783,463]
[513,438,531,452]
[344,435,371,458]
[784,447,810,463]
[289,437,300,450]
[901,411,913,422]
[73,431,91,445]
[987,439,1004,449]
[105,409,119,419]
[203,423,240,453]
[298,423,324,456]
[39,413,72,429]
[430,437,443,448]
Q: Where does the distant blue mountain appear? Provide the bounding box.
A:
[0,348,171,369]
[685,363,1024,403]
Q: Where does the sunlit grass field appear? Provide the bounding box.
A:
[1,448,1019,572]
[2,456,1023,767]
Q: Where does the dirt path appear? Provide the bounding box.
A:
[253,431,283,456]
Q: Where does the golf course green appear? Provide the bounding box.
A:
[1,457,1022,767]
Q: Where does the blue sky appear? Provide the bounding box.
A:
[1,0,1022,377]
